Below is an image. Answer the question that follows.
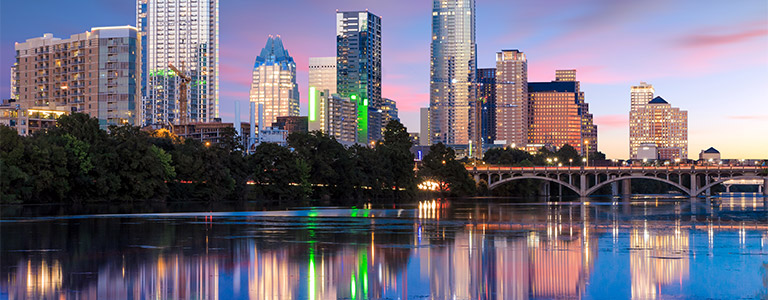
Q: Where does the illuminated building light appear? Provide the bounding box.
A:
[309,87,316,121]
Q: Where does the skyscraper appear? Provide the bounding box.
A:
[381,97,398,128]
[249,36,299,128]
[420,107,430,146]
[13,27,141,128]
[429,0,477,147]
[478,68,496,144]
[495,50,527,147]
[336,10,381,144]
[630,95,688,160]
[629,82,655,158]
[528,70,597,155]
[138,0,219,126]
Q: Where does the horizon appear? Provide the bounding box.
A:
[1,0,766,159]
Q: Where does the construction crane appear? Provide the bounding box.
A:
[168,62,191,126]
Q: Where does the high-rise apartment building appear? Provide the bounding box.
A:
[13,27,141,127]
[429,0,477,147]
[381,97,398,128]
[630,82,654,108]
[528,70,597,155]
[630,95,688,160]
[249,36,299,128]
[138,0,219,126]
[477,68,496,144]
[309,57,337,95]
[308,88,357,144]
[336,10,381,144]
[495,50,527,147]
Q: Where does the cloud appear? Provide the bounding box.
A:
[677,28,768,48]
[593,114,628,129]
[726,115,768,121]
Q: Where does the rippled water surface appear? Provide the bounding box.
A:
[2,197,767,299]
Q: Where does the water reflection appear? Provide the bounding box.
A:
[2,197,767,299]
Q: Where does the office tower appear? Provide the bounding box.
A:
[138,0,219,126]
[309,57,337,95]
[477,68,496,144]
[309,88,357,144]
[420,107,430,146]
[630,96,688,160]
[336,10,381,144]
[272,116,308,134]
[13,27,141,127]
[495,49,527,147]
[249,35,299,128]
[381,97,398,128]
[528,70,597,155]
[630,82,654,109]
[429,0,477,147]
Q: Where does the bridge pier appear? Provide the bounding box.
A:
[610,175,618,197]
[705,176,711,196]
[622,179,631,196]
[540,181,551,198]
[579,174,587,197]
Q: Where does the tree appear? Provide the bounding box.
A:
[419,143,476,196]
[556,144,580,165]
[250,142,310,203]
[378,120,416,199]
[483,147,533,165]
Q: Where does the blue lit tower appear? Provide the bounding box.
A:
[249,36,300,128]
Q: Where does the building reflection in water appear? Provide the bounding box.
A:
[630,220,689,299]
[2,199,767,299]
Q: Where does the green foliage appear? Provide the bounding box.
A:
[483,147,533,165]
[1,113,419,205]
[419,143,476,196]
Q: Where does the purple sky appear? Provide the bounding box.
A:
[2,0,766,158]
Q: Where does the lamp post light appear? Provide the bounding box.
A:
[569,158,573,168]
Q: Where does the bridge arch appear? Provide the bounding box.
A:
[584,175,691,196]
[693,175,765,196]
[489,175,581,195]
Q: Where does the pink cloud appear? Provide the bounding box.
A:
[726,115,768,121]
[594,114,628,129]
[678,28,768,48]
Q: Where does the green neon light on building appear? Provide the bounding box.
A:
[351,274,356,298]
[309,87,316,121]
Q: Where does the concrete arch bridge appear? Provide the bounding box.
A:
[468,165,768,197]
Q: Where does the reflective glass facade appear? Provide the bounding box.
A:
[336,11,381,144]
[429,0,477,146]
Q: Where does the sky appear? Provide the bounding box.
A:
[1,0,767,159]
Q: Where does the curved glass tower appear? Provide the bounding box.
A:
[249,36,299,128]
[429,0,477,146]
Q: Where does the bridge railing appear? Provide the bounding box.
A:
[467,164,767,173]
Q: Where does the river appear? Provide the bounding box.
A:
[1,196,767,299]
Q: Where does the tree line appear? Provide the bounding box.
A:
[0,113,417,204]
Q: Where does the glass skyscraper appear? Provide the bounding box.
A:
[429,0,477,147]
[336,11,382,144]
[249,36,299,128]
[478,68,496,145]
[137,0,219,126]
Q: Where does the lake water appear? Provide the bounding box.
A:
[1,196,767,299]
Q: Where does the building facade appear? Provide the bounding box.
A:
[629,96,688,160]
[495,50,527,147]
[420,107,430,146]
[336,11,381,143]
[528,70,597,155]
[13,27,141,128]
[381,97,398,128]
[429,0,477,147]
[249,36,299,128]
[477,68,496,144]
[308,57,337,95]
[272,116,308,134]
[308,89,357,144]
[138,0,219,126]
[629,82,654,158]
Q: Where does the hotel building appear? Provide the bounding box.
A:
[13,26,141,128]
[495,50,528,147]
[429,0,477,147]
[336,11,382,143]
[137,0,219,126]
[249,36,299,128]
[528,70,597,155]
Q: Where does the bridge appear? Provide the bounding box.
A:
[468,165,768,197]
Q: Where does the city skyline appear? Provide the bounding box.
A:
[1,0,766,158]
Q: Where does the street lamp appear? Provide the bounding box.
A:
[569,158,573,167]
